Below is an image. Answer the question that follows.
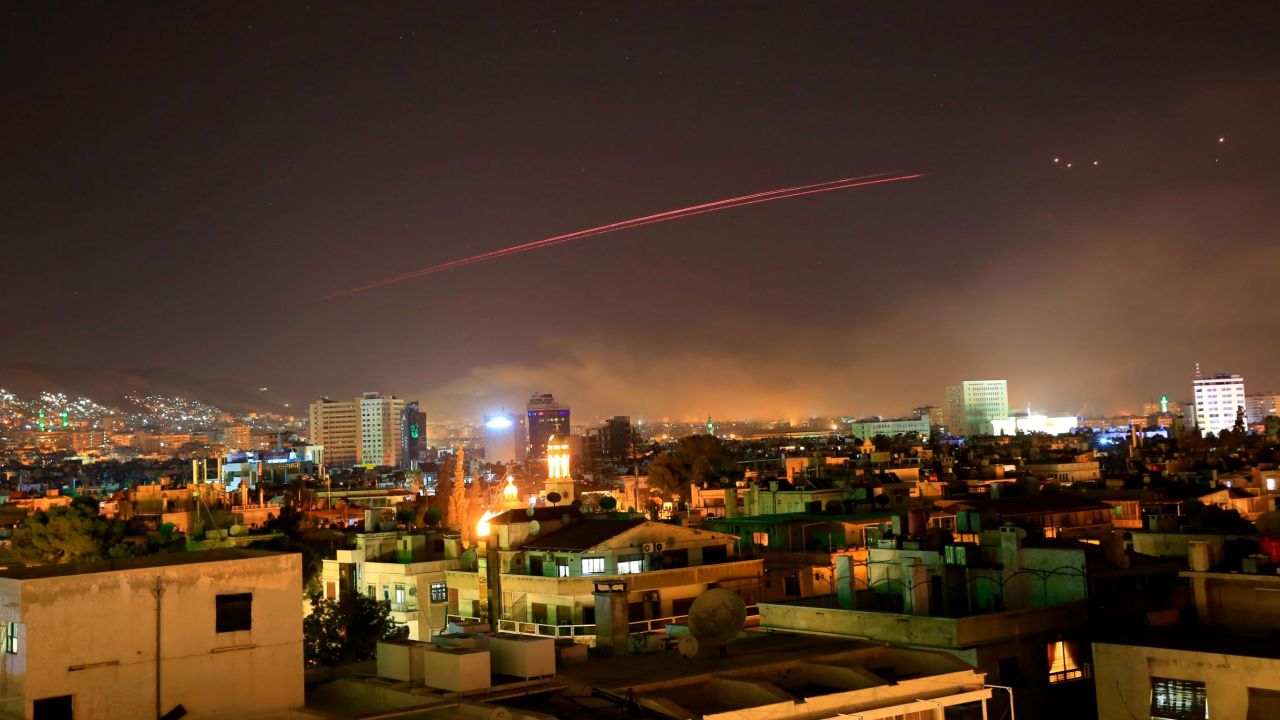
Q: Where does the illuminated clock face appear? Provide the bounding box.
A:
[410,424,420,439]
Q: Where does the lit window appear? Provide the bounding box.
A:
[430,582,447,603]
[752,532,770,547]
[582,557,605,575]
[4,623,16,654]
[1047,639,1082,682]
[1150,677,1207,719]
[556,560,571,577]
[618,555,642,574]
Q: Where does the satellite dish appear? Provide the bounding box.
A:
[529,520,541,535]
[686,589,747,649]
[677,635,700,659]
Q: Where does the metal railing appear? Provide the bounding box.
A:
[496,619,597,638]
[495,605,759,639]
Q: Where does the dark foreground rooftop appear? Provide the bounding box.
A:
[0,548,293,580]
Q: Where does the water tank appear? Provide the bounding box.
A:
[1188,540,1211,572]
[1261,537,1280,565]
[907,509,928,537]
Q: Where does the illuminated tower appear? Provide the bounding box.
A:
[543,434,574,503]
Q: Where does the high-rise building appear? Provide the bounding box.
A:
[526,393,570,459]
[308,392,407,467]
[944,380,1009,437]
[587,415,638,463]
[483,412,527,465]
[1245,392,1280,425]
[309,399,358,466]
[912,405,945,430]
[1193,371,1247,436]
[401,401,427,467]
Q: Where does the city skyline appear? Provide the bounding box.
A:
[4,4,1279,420]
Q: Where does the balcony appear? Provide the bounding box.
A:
[446,558,763,597]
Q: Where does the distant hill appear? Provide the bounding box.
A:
[0,364,289,414]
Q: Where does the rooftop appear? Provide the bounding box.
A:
[951,494,1112,516]
[1099,629,1280,661]
[522,517,647,551]
[0,548,292,580]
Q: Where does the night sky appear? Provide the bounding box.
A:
[4,3,1279,421]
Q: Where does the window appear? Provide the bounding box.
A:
[5,622,17,654]
[1248,687,1280,720]
[367,584,375,598]
[752,532,769,547]
[556,559,571,577]
[1151,677,1207,720]
[32,695,73,720]
[430,582,447,604]
[215,593,252,633]
[382,585,390,601]
[1046,640,1082,682]
[582,557,605,575]
[617,555,642,574]
[394,585,405,605]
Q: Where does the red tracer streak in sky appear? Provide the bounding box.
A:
[320,172,926,300]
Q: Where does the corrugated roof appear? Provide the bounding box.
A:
[521,518,647,552]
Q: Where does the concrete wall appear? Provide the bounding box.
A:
[0,552,303,720]
[758,599,1088,650]
[1094,642,1280,720]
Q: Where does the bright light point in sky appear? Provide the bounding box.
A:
[1066,162,1073,168]
[1053,157,1060,163]
[1092,160,1099,166]
[1218,137,1226,143]
[485,415,513,429]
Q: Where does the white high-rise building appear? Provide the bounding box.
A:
[1193,371,1247,436]
[944,380,1009,436]
[483,412,527,465]
[309,392,406,467]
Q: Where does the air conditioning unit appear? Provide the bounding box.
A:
[643,543,655,553]
[654,543,664,552]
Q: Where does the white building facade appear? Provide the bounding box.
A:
[1193,372,1247,436]
[0,549,304,720]
[946,380,1010,437]
[309,392,407,467]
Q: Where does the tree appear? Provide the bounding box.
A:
[546,491,562,506]
[1233,405,1247,436]
[647,434,742,500]
[12,497,133,565]
[598,495,618,512]
[303,594,406,668]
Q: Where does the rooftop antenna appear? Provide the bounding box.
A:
[1195,362,1202,380]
